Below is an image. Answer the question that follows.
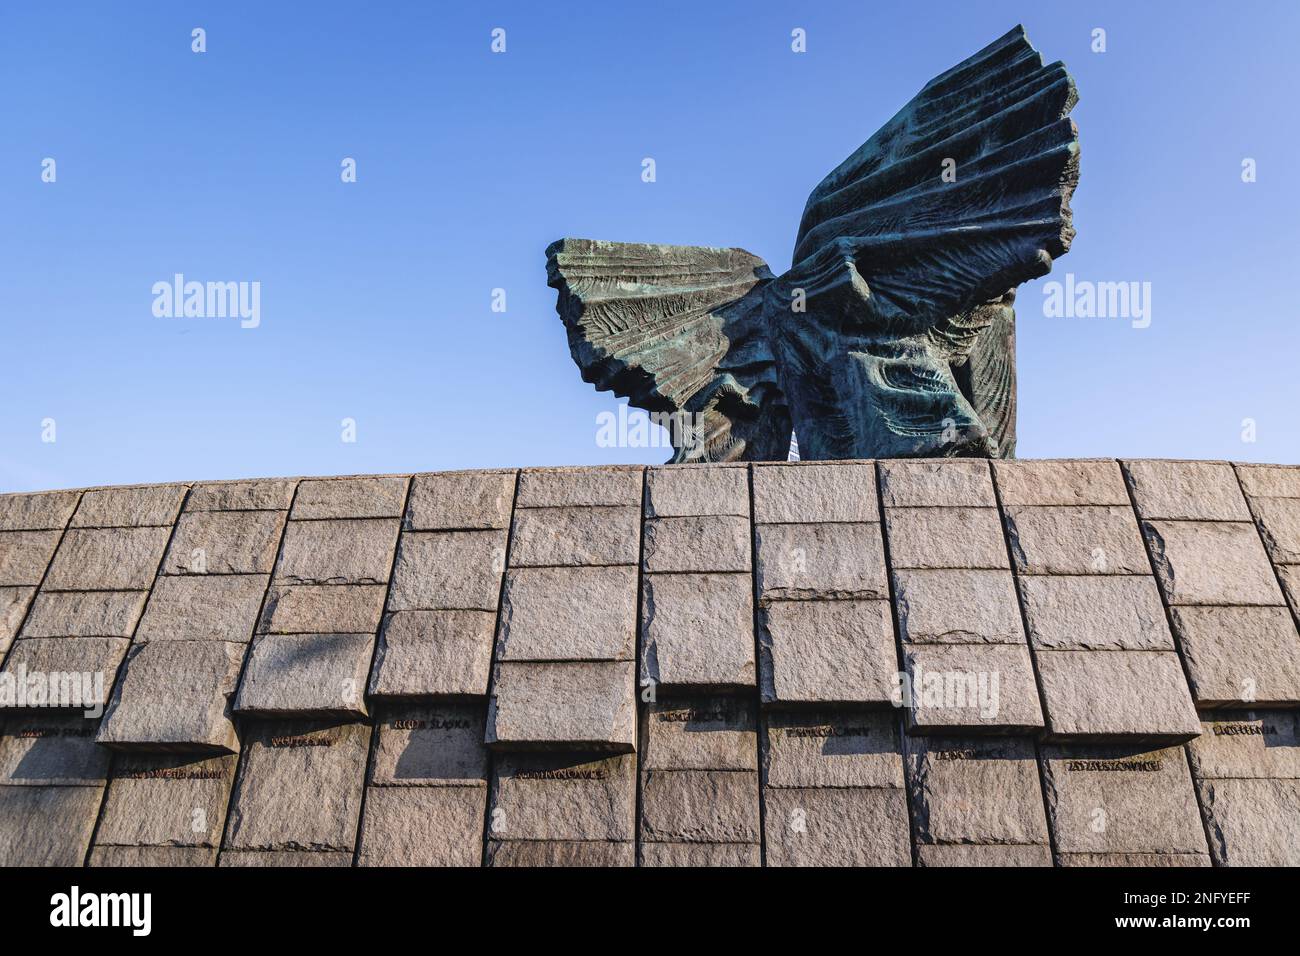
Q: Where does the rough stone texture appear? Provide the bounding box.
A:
[1187,712,1300,780]
[893,569,1024,644]
[290,476,409,519]
[641,770,760,844]
[0,715,108,785]
[223,720,369,852]
[751,462,878,522]
[643,697,757,772]
[1143,520,1284,606]
[356,785,486,866]
[993,459,1130,506]
[509,506,639,567]
[274,518,399,586]
[515,466,642,508]
[487,661,635,752]
[486,840,634,867]
[369,703,489,786]
[0,490,80,531]
[1198,778,1300,866]
[1247,496,1300,564]
[0,586,34,654]
[885,507,1009,570]
[44,527,173,591]
[186,478,297,512]
[136,574,267,643]
[369,610,495,699]
[387,530,506,611]
[0,785,106,866]
[639,842,760,867]
[1019,575,1173,651]
[1124,459,1252,521]
[0,638,129,709]
[94,753,236,848]
[219,849,352,867]
[645,465,748,517]
[1035,650,1200,742]
[89,846,217,867]
[762,711,904,789]
[1171,607,1300,707]
[1236,463,1300,499]
[72,484,187,528]
[0,530,62,586]
[405,469,516,531]
[21,589,148,638]
[917,843,1054,866]
[760,599,897,706]
[903,644,1043,733]
[879,459,995,508]
[1056,852,1210,867]
[98,640,244,752]
[258,584,386,635]
[904,735,1049,846]
[754,522,888,601]
[641,573,754,690]
[234,633,374,718]
[496,566,636,662]
[764,787,911,867]
[488,752,635,842]
[1004,506,1149,575]
[1280,565,1300,619]
[1039,743,1208,855]
[163,509,285,574]
[642,515,750,573]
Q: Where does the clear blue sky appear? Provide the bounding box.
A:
[2,1,1297,492]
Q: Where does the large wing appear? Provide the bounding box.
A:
[546,238,791,462]
[789,24,1079,339]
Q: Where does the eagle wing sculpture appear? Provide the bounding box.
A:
[547,25,1080,462]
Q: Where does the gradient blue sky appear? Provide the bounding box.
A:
[3,1,1297,492]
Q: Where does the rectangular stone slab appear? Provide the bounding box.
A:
[640,769,760,844]
[93,753,236,848]
[893,568,1024,645]
[0,714,108,785]
[0,530,62,586]
[0,586,34,655]
[486,840,634,867]
[71,484,188,528]
[515,466,642,508]
[1186,712,1300,780]
[762,710,904,789]
[257,584,386,635]
[222,719,370,852]
[902,643,1043,734]
[751,461,878,524]
[992,459,1130,507]
[1142,520,1283,606]
[136,574,268,643]
[1003,506,1149,575]
[1235,463,1300,499]
[1170,606,1300,707]
[879,459,996,508]
[755,523,888,607]
[186,478,297,512]
[43,526,173,591]
[219,849,352,867]
[884,507,1010,570]
[234,632,374,718]
[486,661,635,752]
[1056,851,1210,867]
[0,637,129,712]
[642,697,757,772]
[763,787,911,867]
[641,572,755,691]
[759,599,897,706]
[642,515,750,573]
[163,510,286,574]
[0,490,80,531]
[1248,496,1300,564]
[917,844,1053,866]
[356,785,486,866]
[496,566,636,662]
[508,506,640,567]
[89,845,217,867]
[1197,777,1300,866]
[639,841,760,867]
[488,752,635,842]
[1123,460,1252,521]
[645,465,748,518]
[0,785,105,866]
[387,530,506,611]
[369,703,489,786]
[405,470,516,530]
[368,610,495,699]
[1018,574,1172,651]
[21,589,149,638]
[273,518,400,585]
[290,476,409,520]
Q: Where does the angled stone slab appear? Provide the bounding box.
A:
[0,586,34,656]
[496,566,636,662]
[186,478,297,512]
[1039,742,1208,856]
[1003,506,1148,575]
[1123,459,1252,521]
[893,569,1024,645]
[223,719,370,852]
[0,714,108,785]
[89,846,217,867]
[509,506,640,567]
[902,643,1043,734]
[645,465,748,518]
[879,459,995,508]
[762,710,904,789]
[1019,575,1172,651]
[369,703,489,786]
[486,661,635,752]
[641,572,754,691]
[754,522,888,601]
[639,841,760,867]
[405,469,516,530]
[488,752,636,842]
[641,769,760,844]
[21,589,148,638]
[1198,778,1300,866]
[369,610,495,699]
[1143,520,1283,606]
[356,785,486,866]
[992,459,1130,507]
[1279,565,1300,618]
[136,574,267,643]
[486,840,634,867]
[0,785,105,866]
[1171,606,1300,707]
[1186,711,1300,780]
[163,509,285,574]
[98,640,244,753]
[1035,649,1199,743]
[0,490,80,531]
[1057,851,1210,867]
[290,476,409,519]
[219,849,352,867]
[516,466,642,508]
[0,530,61,586]
[387,530,506,611]
[234,633,373,718]
[763,787,911,867]
[44,527,172,590]
[885,507,1009,570]
[257,583,386,635]
[71,484,188,528]
[751,461,878,524]
[1247,496,1300,564]
[917,844,1052,866]
[0,637,128,712]
[274,518,399,586]
[1235,463,1300,499]
[643,697,757,772]
[759,599,896,707]
[94,753,236,848]
[904,734,1049,846]
[642,515,750,574]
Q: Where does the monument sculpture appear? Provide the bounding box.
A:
[546,26,1080,462]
